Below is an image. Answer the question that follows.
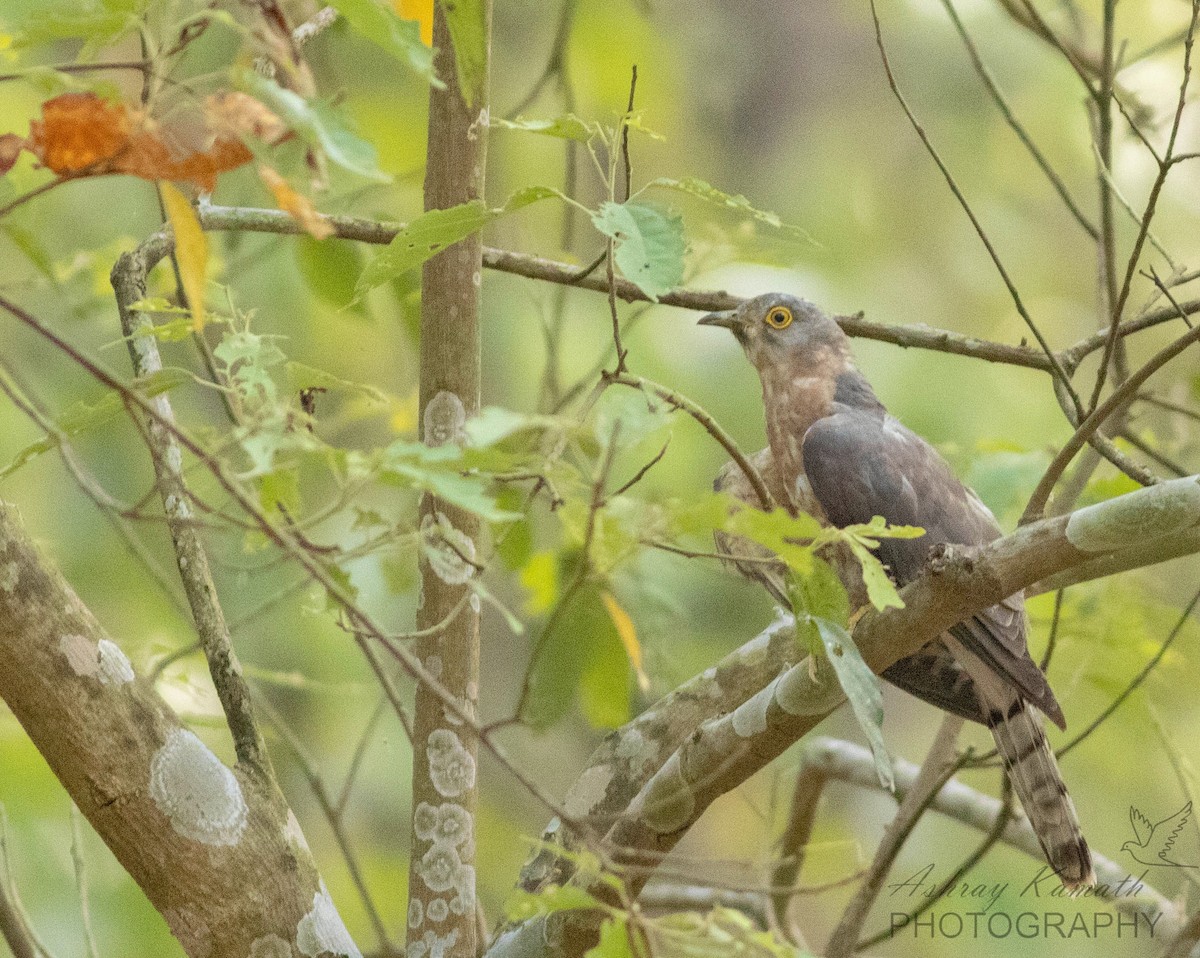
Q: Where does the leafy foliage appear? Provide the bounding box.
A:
[591,200,686,301]
[325,0,435,82]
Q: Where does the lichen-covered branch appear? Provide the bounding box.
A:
[604,477,1200,885]
[110,231,272,775]
[0,501,355,958]
[405,6,493,957]
[490,476,1200,957]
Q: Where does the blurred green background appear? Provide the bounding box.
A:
[0,0,1198,956]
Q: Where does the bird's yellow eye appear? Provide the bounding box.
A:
[765,306,793,329]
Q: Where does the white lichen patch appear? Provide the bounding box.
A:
[250,933,293,958]
[564,764,615,818]
[285,809,310,853]
[639,752,695,834]
[426,729,476,798]
[149,728,247,846]
[296,882,362,958]
[59,634,134,685]
[774,659,847,716]
[0,562,18,594]
[731,684,773,738]
[414,802,473,847]
[408,898,424,929]
[1065,476,1200,553]
[406,928,459,958]
[419,843,464,893]
[427,898,449,923]
[423,391,467,447]
[614,728,656,774]
[163,493,194,521]
[420,512,476,585]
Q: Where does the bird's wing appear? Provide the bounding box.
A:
[1152,802,1193,864]
[801,410,1065,728]
[1131,806,1154,846]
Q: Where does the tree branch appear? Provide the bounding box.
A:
[0,501,353,958]
[503,475,1200,956]
[800,737,1180,938]
[110,231,273,775]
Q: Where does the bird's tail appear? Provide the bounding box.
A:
[979,685,1094,888]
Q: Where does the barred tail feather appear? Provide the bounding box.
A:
[982,689,1094,888]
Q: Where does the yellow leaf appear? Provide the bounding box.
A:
[601,591,649,692]
[160,182,208,332]
[259,166,334,240]
[394,0,434,46]
[390,388,419,434]
[519,552,558,615]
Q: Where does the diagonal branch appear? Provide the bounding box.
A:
[111,230,272,775]
[0,501,349,958]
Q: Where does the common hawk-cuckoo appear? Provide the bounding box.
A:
[700,292,1093,888]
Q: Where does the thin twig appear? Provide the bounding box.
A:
[68,807,99,958]
[1057,583,1200,760]
[868,0,1084,420]
[824,716,964,958]
[1089,0,1200,411]
[856,776,1014,950]
[940,0,1097,239]
[1022,322,1200,523]
[255,694,393,950]
[605,372,775,511]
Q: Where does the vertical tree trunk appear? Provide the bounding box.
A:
[407,5,491,957]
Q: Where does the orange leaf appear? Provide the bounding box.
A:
[601,591,650,692]
[28,92,132,176]
[394,0,434,46]
[17,92,278,191]
[160,183,209,331]
[259,166,334,240]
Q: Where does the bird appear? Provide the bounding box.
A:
[700,292,1094,888]
[1121,803,1196,868]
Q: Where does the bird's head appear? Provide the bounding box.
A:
[1120,840,1136,853]
[697,293,849,375]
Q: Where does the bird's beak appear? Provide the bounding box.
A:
[697,310,739,331]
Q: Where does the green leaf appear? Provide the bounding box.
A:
[379,440,521,522]
[295,236,367,313]
[793,602,893,791]
[505,885,604,923]
[353,187,561,301]
[849,540,905,611]
[235,70,392,183]
[522,583,624,730]
[580,608,633,729]
[648,177,815,243]
[724,506,822,574]
[586,916,632,958]
[439,0,488,105]
[591,201,685,301]
[0,368,190,479]
[790,556,850,628]
[3,0,147,48]
[325,0,436,82]
[259,468,300,514]
[463,405,568,448]
[494,114,600,142]
[354,200,493,301]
